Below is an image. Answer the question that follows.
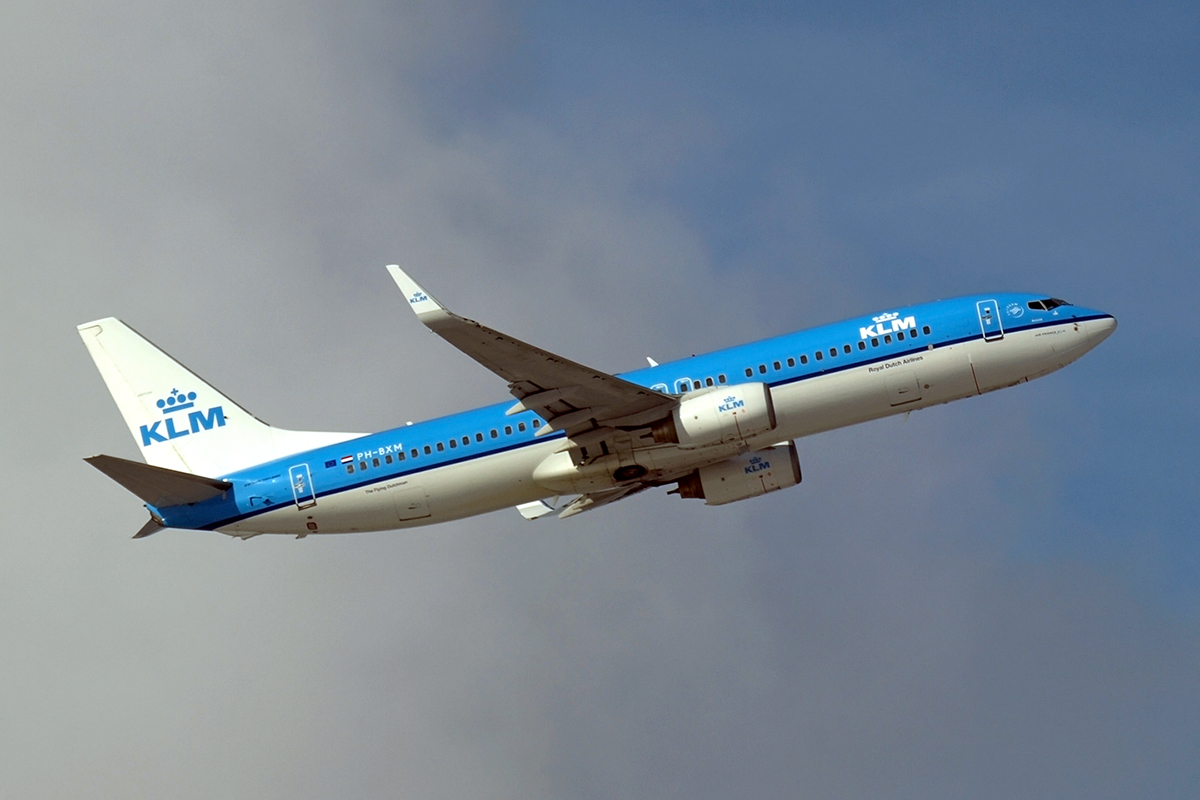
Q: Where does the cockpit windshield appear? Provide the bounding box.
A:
[1027,297,1071,311]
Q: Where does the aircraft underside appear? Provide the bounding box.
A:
[216,318,1102,538]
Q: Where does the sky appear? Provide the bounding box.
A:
[2,1,1198,797]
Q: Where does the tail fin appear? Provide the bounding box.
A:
[78,318,362,476]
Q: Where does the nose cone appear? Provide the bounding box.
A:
[1085,314,1118,347]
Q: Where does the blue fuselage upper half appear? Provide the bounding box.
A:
[155,292,1114,531]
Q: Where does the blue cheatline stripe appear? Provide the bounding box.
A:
[203,313,1110,531]
[201,430,568,530]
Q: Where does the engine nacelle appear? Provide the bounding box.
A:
[651,383,777,448]
[675,443,802,506]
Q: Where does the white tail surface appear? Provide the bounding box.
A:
[78,318,363,477]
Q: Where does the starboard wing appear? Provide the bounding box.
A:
[387,266,675,439]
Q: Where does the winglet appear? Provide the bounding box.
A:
[386,265,452,324]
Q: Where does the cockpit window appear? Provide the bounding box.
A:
[1028,297,1072,311]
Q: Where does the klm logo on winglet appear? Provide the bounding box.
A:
[140,388,226,446]
[718,395,745,413]
[860,311,917,339]
[409,291,429,305]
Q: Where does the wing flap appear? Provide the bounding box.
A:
[557,485,648,519]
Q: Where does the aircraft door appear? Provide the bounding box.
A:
[976,299,1004,341]
[885,371,922,406]
[289,464,317,510]
[392,486,430,521]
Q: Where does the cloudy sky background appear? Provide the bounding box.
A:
[2,1,1198,797]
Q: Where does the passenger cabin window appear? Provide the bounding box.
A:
[884,334,892,344]
[476,433,484,442]
[436,442,444,452]
[346,464,354,474]
[518,422,526,432]
[718,374,727,384]
[505,425,513,435]
[773,361,781,370]
[411,448,418,458]
[758,364,767,374]
[815,351,823,361]
[531,420,540,429]
[449,439,457,449]
[872,337,879,347]
[373,458,380,467]
[843,344,852,354]
[787,357,795,368]
[385,455,393,465]
[359,461,367,470]
[745,368,753,377]
[800,354,808,364]
[897,331,905,340]
[462,436,469,445]
[857,341,866,350]
[424,445,432,455]
[922,325,931,334]
[491,429,498,439]
[829,348,837,358]
[705,377,714,387]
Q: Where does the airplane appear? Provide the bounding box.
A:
[79,267,1116,539]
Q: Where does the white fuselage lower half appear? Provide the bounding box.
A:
[218,317,1108,537]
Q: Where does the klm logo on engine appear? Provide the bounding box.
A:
[745,455,771,474]
[139,388,226,446]
[717,395,745,413]
[860,311,916,340]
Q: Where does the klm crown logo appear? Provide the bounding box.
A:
[717,394,746,413]
[140,388,226,446]
[745,455,771,474]
[860,310,917,339]
[156,388,196,413]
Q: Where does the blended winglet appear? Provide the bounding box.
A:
[386,265,451,324]
[383,265,676,442]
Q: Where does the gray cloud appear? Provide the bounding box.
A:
[2,2,1197,798]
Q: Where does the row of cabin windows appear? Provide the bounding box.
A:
[346,418,541,473]
[742,325,933,377]
[677,374,728,392]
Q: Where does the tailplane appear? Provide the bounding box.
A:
[78,318,361,476]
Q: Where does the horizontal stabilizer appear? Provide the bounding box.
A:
[133,518,165,539]
[86,454,232,508]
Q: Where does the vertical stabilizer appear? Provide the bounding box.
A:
[78,318,361,476]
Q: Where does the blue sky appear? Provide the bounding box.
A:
[2,1,1198,797]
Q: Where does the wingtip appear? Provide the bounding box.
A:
[386,265,447,319]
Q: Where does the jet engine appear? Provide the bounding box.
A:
[674,442,801,505]
[651,383,776,448]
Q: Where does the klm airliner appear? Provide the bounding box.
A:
[80,267,1116,538]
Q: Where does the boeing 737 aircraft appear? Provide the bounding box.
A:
[80,267,1116,538]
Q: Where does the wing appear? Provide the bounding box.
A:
[387,266,675,439]
[556,485,649,519]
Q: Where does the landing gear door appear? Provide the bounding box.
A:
[976,299,1004,341]
[289,464,317,510]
